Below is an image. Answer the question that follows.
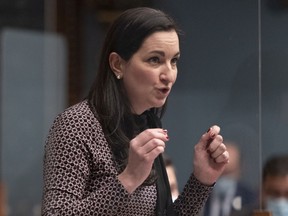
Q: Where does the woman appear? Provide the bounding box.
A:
[41,7,229,216]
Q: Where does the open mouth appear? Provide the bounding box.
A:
[159,87,170,95]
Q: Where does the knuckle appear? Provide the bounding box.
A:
[129,140,137,149]
[155,146,165,154]
[216,135,223,142]
[224,151,229,160]
[201,134,206,140]
[150,139,159,147]
[145,129,154,136]
[142,155,150,162]
[220,143,226,151]
[208,144,216,152]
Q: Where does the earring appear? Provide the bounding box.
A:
[116,74,121,79]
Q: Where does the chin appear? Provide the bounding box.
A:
[153,101,166,108]
[147,98,166,110]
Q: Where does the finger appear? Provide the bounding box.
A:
[143,139,166,154]
[207,135,224,153]
[133,139,165,162]
[209,142,226,158]
[133,128,169,147]
[214,150,230,163]
[200,125,221,145]
[144,143,165,161]
[207,125,220,139]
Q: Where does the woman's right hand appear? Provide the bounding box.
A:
[118,128,169,193]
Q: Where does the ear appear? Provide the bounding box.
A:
[109,52,124,77]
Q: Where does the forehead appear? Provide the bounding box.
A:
[140,30,179,51]
[264,175,288,189]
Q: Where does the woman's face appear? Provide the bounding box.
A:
[121,30,180,114]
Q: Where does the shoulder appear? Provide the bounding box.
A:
[50,100,102,135]
[61,100,93,120]
[57,100,98,123]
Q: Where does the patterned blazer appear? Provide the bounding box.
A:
[41,100,213,216]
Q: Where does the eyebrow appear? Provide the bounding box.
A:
[149,50,180,57]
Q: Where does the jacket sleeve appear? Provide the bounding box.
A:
[41,113,130,216]
[173,174,213,216]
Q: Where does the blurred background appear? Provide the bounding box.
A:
[0,0,288,215]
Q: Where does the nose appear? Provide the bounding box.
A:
[160,63,177,84]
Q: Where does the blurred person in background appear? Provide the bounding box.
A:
[261,154,288,216]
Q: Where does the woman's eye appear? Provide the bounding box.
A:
[148,57,160,64]
[171,57,179,65]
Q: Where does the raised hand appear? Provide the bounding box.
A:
[118,128,169,193]
[193,125,229,186]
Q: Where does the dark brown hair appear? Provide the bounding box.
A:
[263,154,288,180]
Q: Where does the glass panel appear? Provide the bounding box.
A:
[0,0,265,215]
[82,0,263,214]
[261,0,288,159]
[260,0,288,215]
[153,0,261,215]
[0,1,67,215]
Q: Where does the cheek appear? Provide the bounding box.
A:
[123,66,152,93]
[127,65,154,85]
[135,70,151,83]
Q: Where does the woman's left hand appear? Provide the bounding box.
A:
[193,125,229,185]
